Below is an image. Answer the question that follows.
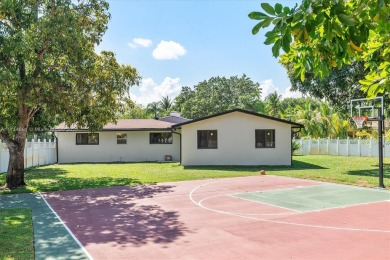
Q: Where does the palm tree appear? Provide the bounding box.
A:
[265,91,282,118]
[329,113,350,138]
[146,102,160,119]
[159,96,174,115]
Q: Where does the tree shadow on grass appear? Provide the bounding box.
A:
[1,168,144,194]
[43,184,189,247]
[346,163,390,178]
[183,160,327,172]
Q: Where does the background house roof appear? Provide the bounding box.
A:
[158,115,190,124]
[172,108,304,128]
[54,119,175,132]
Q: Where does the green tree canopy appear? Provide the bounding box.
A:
[173,74,263,119]
[0,0,139,189]
[286,62,367,113]
[249,0,390,97]
[158,96,174,116]
[120,104,151,119]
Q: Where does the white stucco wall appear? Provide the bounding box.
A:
[56,131,180,163]
[180,112,293,166]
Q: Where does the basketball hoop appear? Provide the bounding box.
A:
[352,116,368,129]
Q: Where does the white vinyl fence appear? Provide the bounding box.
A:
[294,138,390,158]
[0,139,57,173]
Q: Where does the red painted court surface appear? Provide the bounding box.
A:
[42,176,390,260]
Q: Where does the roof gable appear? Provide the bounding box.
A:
[172,109,303,128]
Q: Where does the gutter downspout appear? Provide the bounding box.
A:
[171,129,182,165]
[291,127,302,165]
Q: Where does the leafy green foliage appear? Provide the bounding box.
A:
[264,91,282,117]
[0,0,139,135]
[120,104,151,119]
[0,0,140,188]
[291,141,302,155]
[249,0,390,97]
[293,100,350,139]
[286,62,368,114]
[146,102,161,119]
[172,74,263,119]
[158,96,174,116]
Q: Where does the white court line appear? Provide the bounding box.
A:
[230,184,320,196]
[199,195,301,216]
[189,180,390,233]
[229,194,302,213]
[39,192,94,260]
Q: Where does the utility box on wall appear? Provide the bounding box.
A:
[164,155,173,161]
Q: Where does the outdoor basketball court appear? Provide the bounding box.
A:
[38,175,390,259]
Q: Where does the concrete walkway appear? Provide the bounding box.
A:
[0,193,90,260]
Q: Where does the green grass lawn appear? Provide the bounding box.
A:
[0,155,389,194]
[0,208,34,260]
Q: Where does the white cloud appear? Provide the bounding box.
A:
[130,77,182,106]
[283,87,302,99]
[260,79,302,100]
[152,40,186,60]
[128,38,152,49]
[260,79,279,99]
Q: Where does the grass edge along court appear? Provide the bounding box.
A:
[0,155,389,195]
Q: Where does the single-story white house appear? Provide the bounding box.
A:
[54,109,303,165]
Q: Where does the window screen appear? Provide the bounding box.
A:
[150,132,173,144]
[76,133,99,145]
[197,130,218,149]
[117,133,127,144]
[255,129,275,148]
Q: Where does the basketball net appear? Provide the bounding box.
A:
[352,116,368,129]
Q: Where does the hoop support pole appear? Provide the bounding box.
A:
[378,108,385,188]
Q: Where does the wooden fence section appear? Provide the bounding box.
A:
[294,138,390,158]
[0,139,57,173]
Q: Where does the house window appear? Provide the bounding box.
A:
[150,132,173,144]
[76,133,99,145]
[255,129,275,148]
[197,130,218,149]
[117,133,127,144]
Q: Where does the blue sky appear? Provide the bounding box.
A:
[96,0,301,106]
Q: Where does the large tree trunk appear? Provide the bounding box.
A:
[5,141,27,189]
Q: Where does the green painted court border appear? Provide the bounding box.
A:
[0,193,91,260]
[232,183,390,212]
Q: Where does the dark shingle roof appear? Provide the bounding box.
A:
[158,115,190,124]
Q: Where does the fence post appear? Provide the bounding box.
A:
[327,137,330,155]
[337,138,339,156]
[27,139,35,167]
[308,138,312,155]
[317,138,320,155]
[347,137,350,156]
[358,137,361,156]
[43,138,47,165]
[37,139,40,166]
[369,137,373,157]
